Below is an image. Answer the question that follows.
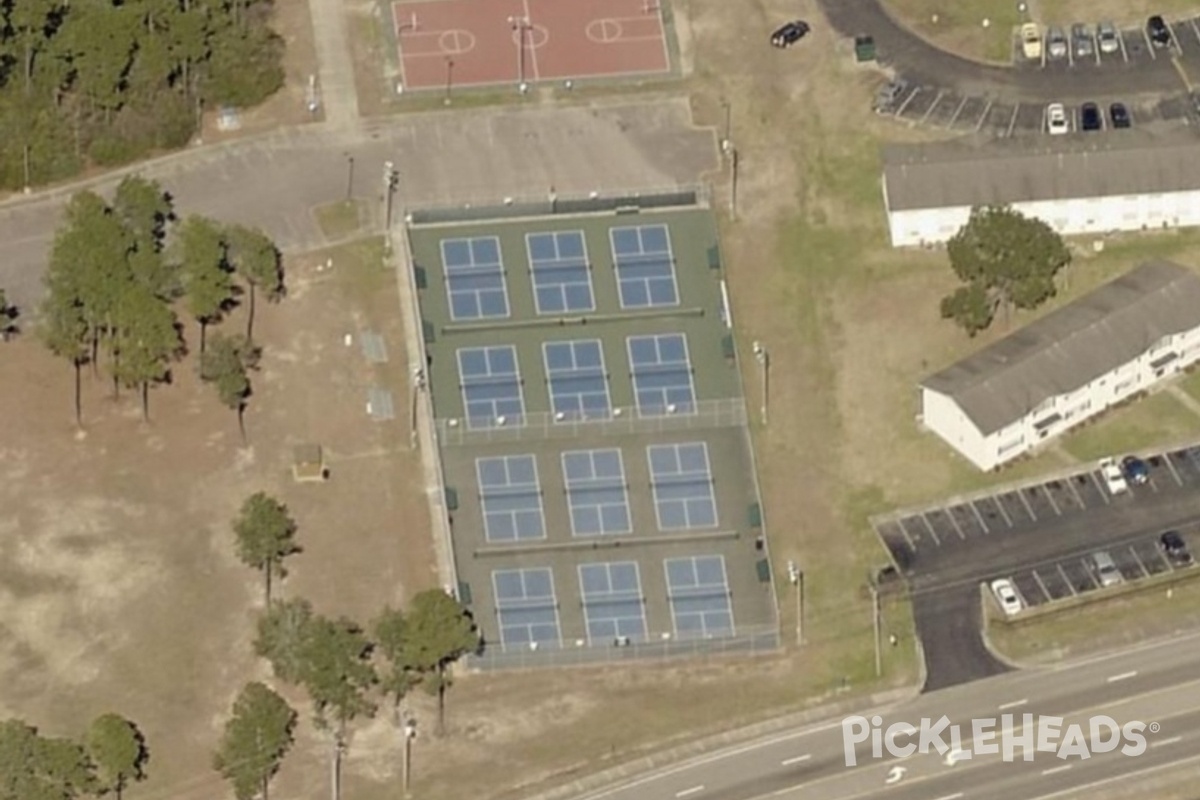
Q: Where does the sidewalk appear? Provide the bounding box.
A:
[307,0,360,129]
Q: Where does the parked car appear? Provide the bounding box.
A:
[1080,102,1102,131]
[1047,26,1068,59]
[990,578,1023,616]
[1159,531,1194,566]
[771,20,811,48]
[874,79,911,113]
[1020,23,1043,60]
[1121,455,1150,485]
[1046,102,1070,135]
[1100,457,1128,494]
[1110,102,1131,128]
[1097,21,1120,54]
[1092,552,1124,587]
[1072,23,1094,58]
[1148,15,1171,48]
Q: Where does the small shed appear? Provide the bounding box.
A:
[292,445,328,482]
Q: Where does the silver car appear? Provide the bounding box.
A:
[1072,23,1094,58]
[1097,21,1120,54]
[1047,26,1068,59]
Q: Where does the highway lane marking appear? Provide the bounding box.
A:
[674,786,704,798]
[998,698,1028,710]
[1025,751,1200,800]
[781,754,812,765]
[1107,671,1138,683]
[1152,736,1182,747]
[1041,764,1072,776]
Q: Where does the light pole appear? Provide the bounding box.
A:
[752,340,768,425]
[721,98,731,147]
[787,560,803,645]
[508,16,530,91]
[401,716,417,796]
[444,57,454,104]
[344,153,354,202]
[383,160,398,232]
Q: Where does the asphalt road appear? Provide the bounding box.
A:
[817,0,1189,101]
[0,100,716,311]
[566,631,1200,800]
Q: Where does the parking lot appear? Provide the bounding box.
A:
[876,81,1195,136]
[875,444,1200,573]
[1014,17,1200,72]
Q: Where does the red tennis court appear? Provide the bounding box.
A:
[393,0,671,90]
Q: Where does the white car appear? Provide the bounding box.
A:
[1100,456,1129,495]
[1020,23,1043,60]
[1046,103,1069,135]
[990,579,1023,616]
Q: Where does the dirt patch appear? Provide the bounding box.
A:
[0,239,433,796]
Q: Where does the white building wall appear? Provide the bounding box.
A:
[924,325,1200,470]
[887,188,1200,247]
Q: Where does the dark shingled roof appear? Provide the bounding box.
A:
[921,261,1200,436]
[883,128,1200,212]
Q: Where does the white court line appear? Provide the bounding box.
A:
[781,754,812,766]
[999,698,1028,710]
[1107,671,1138,683]
[675,786,704,798]
[1153,736,1183,747]
[1042,764,1072,776]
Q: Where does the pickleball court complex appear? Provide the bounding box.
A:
[393,0,673,91]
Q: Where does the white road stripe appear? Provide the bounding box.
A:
[998,698,1028,710]
[675,786,704,798]
[781,754,812,766]
[1107,671,1138,683]
[1042,764,1072,776]
[932,794,964,800]
[1152,736,1182,747]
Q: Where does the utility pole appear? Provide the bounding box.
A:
[729,145,739,220]
[383,160,398,232]
[401,715,417,796]
[721,98,732,146]
[788,560,803,645]
[870,579,882,678]
[508,16,531,92]
[753,341,768,426]
[344,152,354,202]
[444,57,454,104]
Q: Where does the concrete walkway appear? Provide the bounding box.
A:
[306,0,360,129]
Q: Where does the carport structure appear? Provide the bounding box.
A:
[873,446,1200,689]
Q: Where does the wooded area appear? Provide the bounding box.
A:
[0,0,284,188]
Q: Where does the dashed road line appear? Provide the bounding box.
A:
[1043,764,1072,776]
[675,785,704,798]
[1107,670,1138,683]
[1153,736,1182,747]
[998,698,1028,710]
[781,754,812,766]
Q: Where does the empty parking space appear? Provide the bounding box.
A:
[1135,540,1171,575]
[1012,571,1048,607]
[948,503,988,536]
[924,91,964,127]
[1059,559,1097,593]
[1043,478,1081,512]
[982,102,1018,136]
[897,88,936,122]
[1033,566,1072,601]
[952,96,990,130]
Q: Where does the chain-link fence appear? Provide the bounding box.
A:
[406,186,710,226]
[465,625,780,670]
[436,398,748,446]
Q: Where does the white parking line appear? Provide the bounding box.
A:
[1153,736,1183,747]
[1043,764,1072,776]
[947,96,968,127]
[1191,18,1200,46]
[1018,490,1038,521]
[1129,545,1149,578]
[675,786,704,798]
[1163,454,1184,486]
[921,89,945,124]
[1064,477,1086,509]
[969,500,990,534]
[945,508,967,540]
[987,495,1013,527]
[1144,26,1157,58]
[895,87,919,117]
[1166,19,1183,54]
[895,518,918,550]
[781,754,812,766]
[1005,104,1020,137]
[975,99,992,131]
[1032,570,1053,602]
[1119,29,1130,61]
[1107,670,1138,683]
[1057,563,1078,595]
[920,513,943,546]
[1088,471,1111,504]
[1040,484,1062,516]
[999,698,1028,710]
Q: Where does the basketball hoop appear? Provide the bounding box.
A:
[397,11,418,33]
